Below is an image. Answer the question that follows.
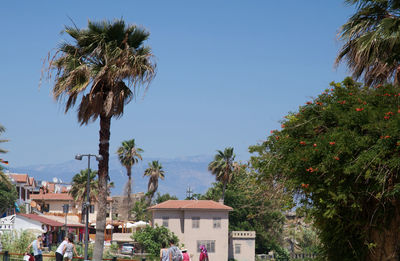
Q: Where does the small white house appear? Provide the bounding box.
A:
[148,200,232,260]
[229,231,256,261]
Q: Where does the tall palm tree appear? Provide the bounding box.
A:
[336,0,400,85]
[46,19,156,260]
[208,147,237,203]
[117,139,143,219]
[143,160,165,204]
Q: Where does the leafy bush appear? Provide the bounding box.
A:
[255,78,400,260]
[132,225,179,256]
[1,230,35,253]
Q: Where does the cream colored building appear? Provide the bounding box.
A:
[229,231,256,261]
[148,200,233,261]
[30,193,113,223]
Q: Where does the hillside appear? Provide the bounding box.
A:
[9,155,215,199]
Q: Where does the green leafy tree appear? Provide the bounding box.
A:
[45,19,156,260]
[1,230,35,253]
[257,78,400,260]
[153,192,178,204]
[117,139,143,219]
[202,165,289,258]
[336,0,400,85]
[208,147,237,203]
[132,225,179,257]
[143,160,165,204]
[0,124,17,215]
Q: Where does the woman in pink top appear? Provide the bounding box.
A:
[199,245,208,261]
[181,248,191,261]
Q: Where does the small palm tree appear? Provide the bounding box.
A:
[46,19,156,259]
[143,160,165,204]
[70,169,99,203]
[336,0,400,85]
[70,169,114,222]
[0,124,7,154]
[208,147,237,203]
[0,124,11,187]
[117,139,143,219]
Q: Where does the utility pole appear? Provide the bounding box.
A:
[63,204,69,236]
[186,186,193,199]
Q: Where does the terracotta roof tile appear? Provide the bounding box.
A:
[9,174,29,183]
[17,213,64,227]
[148,200,233,211]
[29,177,35,186]
[30,193,73,201]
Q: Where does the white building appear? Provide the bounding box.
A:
[7,173,35,213]
[229,231,256,261]
[148,200,232,260]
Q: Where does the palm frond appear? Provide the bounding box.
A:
[45,19,156,124]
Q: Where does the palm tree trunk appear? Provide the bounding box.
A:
[93,115,110,261]
[222,182,226,204]
[127,167,132,220]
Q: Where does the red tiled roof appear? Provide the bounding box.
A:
[30,193,73,201]
[148,200,233,211]
[10,174,29,183]
[17,213,64,227]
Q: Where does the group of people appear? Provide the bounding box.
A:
[160,239,209,261]
[25,234,79,261]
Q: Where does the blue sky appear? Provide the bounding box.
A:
[0,1,353,167]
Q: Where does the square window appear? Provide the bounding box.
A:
[213,217,221,228]
[197,240,215,253]
[235,244,241,254]
[192,217,200,228]
[162,216,169,227]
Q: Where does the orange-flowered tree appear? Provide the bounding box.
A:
[251,78,400,260]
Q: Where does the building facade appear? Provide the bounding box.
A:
[229,231,256,261]
[148,200,233,261]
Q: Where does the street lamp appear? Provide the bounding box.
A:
[75,153,103,261]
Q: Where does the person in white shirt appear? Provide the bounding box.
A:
[55,236,68,261]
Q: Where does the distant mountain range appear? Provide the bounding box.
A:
[8,155,215,199]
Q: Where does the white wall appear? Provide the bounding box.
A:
[153,210,229,261]
[229,231,256,261]
[14,216,43,232]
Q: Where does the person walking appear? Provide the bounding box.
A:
[62,235,79,261]
[55,236,68,261]
[181,248,191,261]
[26,235,43,261]
[199,245,208,261]
[160,242,168,261]
[168,239,182,261]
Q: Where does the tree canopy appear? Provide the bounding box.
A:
[337,0,400,85]
[143,160,165,203]
[0,124,16,216]
[132,225,179,257]
[257,77,400,260]
[208,147,237,202]
[202,164,289,258]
